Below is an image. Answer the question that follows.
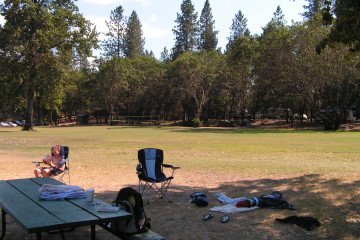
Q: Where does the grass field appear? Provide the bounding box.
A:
[0,125,359,240]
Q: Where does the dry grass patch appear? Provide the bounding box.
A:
[0,125,359,239]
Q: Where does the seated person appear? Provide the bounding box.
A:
[34,145,65,177]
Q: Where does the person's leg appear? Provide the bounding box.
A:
[34,168,42,177]
[42,168,51,177]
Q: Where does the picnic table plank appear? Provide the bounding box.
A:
[30,177,65,186]
[0,180,63,233]
[7,178,99,228]
[30,177,131,222]
[69,197,132,223]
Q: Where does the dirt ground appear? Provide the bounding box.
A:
[1,119,359,240]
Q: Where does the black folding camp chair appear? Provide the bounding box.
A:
[136,148,180,203]
[33,146,70,184]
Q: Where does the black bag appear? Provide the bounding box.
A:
[110,187,151,234]
[189,192,208,207]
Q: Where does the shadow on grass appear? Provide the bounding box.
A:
[93,174,360,240]
[168,128,336,134]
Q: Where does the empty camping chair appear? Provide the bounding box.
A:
[33,146,70,184]
[136,148,179,203]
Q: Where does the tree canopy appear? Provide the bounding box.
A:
[0,0,98,130]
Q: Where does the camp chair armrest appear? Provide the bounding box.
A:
[162,164,179,170]
[32,161,46,167]
[57,158,69,166]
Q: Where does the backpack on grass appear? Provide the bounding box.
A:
[110,187,151,234]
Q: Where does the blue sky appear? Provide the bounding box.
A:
[0,0,308,59]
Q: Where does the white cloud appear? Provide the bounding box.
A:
[85,15,108,40]
[149,14,157,23]
[142,22,172,40]
[0,15,5,26]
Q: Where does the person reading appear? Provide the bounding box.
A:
[34,145,65,177]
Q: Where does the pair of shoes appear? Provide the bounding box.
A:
[221,215,230,223]
[202,214,214,220]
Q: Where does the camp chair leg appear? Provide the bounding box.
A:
[1,209,6,240]
[139,180,173,203]
[91,224,96,240]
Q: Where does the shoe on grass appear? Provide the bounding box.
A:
[221,215,230,223]
[202,214,214,220]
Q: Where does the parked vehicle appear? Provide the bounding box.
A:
[8,122,17,127]
[12,120,23,126]
[1,122,9,127]
[294,114,308,120]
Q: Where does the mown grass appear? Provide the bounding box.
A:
[0,125,360,240]
[1,125,359,178]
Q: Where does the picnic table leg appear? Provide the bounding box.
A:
[1,209,6,240]
[36,232,42,240]
[91,224,95,240]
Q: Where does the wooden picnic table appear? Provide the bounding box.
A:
[0,177,131,240]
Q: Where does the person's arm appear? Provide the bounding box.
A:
[43,155,51,165]
[45,156,57,168]
[55,158,66,171]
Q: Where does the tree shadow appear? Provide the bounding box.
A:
[168,127,335,134]
[92,174,360,240]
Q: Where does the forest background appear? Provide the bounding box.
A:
[0,0,359,131]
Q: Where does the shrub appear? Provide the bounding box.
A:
[192,118,201,127]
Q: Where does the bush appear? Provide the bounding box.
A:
[217,120,235,127]
[192,118,201,127]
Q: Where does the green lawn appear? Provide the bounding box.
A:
[1,125,359,178]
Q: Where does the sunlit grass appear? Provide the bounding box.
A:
[1,125,359,178]
[1,125,360,239]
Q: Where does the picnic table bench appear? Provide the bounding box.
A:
[0,177,163,240]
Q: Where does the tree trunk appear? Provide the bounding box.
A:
[23,86,34,131]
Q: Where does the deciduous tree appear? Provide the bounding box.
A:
[0,0,98,130]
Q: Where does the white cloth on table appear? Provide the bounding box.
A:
[39,184,87,200]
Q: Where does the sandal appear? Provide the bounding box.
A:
[202,214,214,220]
[221,215,230,223]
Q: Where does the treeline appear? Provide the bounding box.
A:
[0,0,359,130]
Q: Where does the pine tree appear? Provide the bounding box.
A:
[262,5,287,35]
[198,0,218,51]
[172,0,198,60]
[317,0,360,54]
[124,11,145,58]
[302,0,326,19]
[160,47,170,62]
[272,5,287,27]
[102,6,126,58]
[226,10,250,51]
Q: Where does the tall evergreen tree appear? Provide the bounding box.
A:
[226,10,250,51]
[198,0,218,51]
[172,0,198,60]
[272,5,287,27]
[160,47,170,62]
[102,6,126,58]
[262,5,287,35]
[124,11,145,58]
[302,0,326,19]
[317,0,360,54]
